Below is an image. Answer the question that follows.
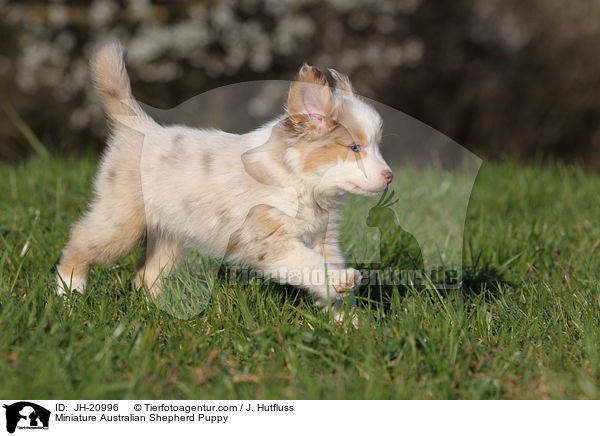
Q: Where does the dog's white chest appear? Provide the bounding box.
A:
[293,195,332,247]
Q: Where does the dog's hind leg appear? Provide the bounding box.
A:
[133,232,184,299]
[56,198,146,295]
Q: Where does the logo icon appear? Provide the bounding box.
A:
[3,402,50,434]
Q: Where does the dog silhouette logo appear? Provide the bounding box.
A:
[366,189,424,271]
[3,402,50,433]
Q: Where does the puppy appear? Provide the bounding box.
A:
[56,41,393,322]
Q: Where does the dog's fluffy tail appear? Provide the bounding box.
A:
[91,41,154,128]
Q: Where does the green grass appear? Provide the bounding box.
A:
[1,155,600,399]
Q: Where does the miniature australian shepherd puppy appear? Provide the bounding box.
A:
[56,41,393,324]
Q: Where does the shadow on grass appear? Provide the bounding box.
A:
[112,251,513,320]
[213,259,513,318]
[352,262,513,312]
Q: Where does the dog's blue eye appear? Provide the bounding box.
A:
[350,144,361,152]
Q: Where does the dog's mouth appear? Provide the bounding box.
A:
[346,183,388,196]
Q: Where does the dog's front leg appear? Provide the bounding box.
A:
[315,235,345,268]
[228,205,359,324]
[317,211,360,280]
[315,223,361,324]
[257,240,360,326]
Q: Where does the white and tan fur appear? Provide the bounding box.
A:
[56,41,393,322]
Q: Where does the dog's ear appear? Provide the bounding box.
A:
[328,68,355,96]
[286,64,336,132]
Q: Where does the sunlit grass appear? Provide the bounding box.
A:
[1,156,599,399]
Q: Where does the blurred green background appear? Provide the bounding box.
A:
[1,0,599,166]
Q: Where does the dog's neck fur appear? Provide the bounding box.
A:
[245,118,343,213]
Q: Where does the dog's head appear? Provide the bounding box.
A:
[281,64,392,197]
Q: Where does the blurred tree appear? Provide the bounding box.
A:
[0,0,598,167]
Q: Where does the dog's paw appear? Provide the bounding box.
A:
[330,268,362,294]
[333,308,359,328]
[56,273,87,296]
[329,298,359,329]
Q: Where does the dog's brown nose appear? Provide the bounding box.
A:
[382,170,393,184]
